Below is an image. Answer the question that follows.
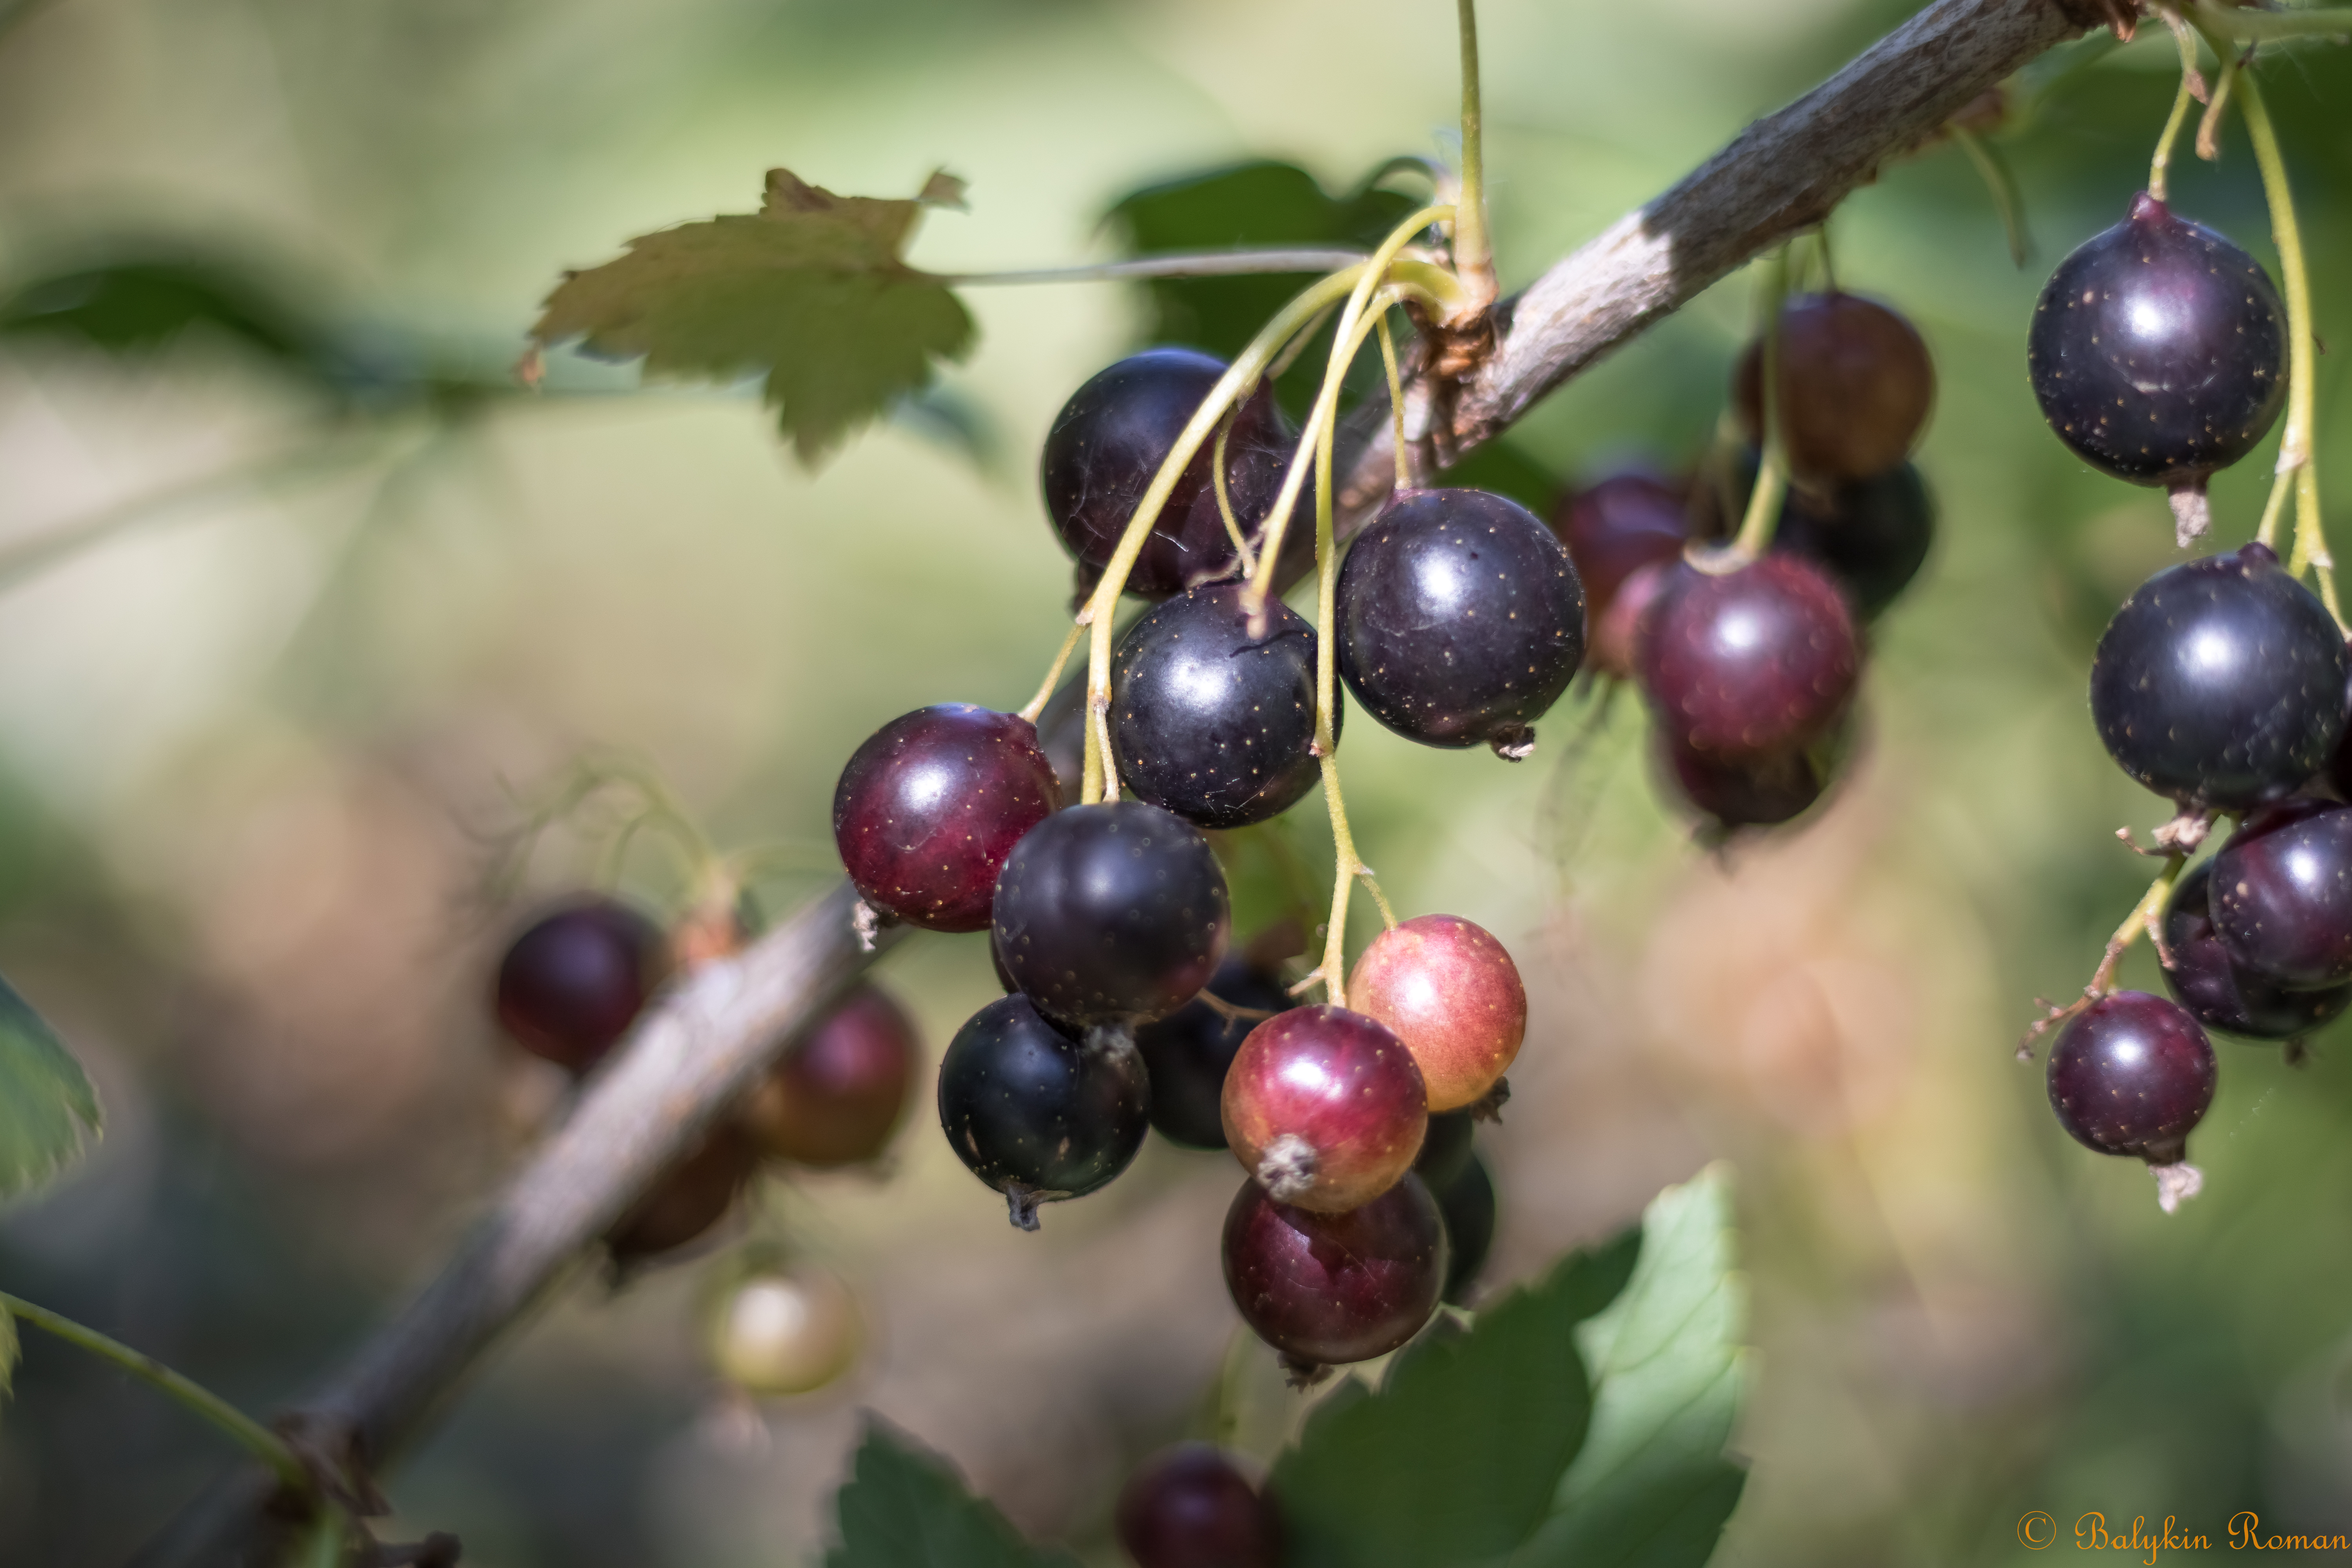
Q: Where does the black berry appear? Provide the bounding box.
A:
[1553,467,1689,679]
[1657,729,1835,834]
[1773,464,1935,621]
[1111,583,1332,830]
[1114,1445,1284,1568]
[2088,544,2346,811]
[1432,1151,1496,1304]
[2160,860,2352,1041]
[741,985,919,1168]
[1132,955,1291,1150]
[1336,486,1586,756]
[607,1124,757,1263]
[2045,991,2216,1163]
[495,897,669,1074]
[2209,799,2352,991]
[936,994,1150,1229]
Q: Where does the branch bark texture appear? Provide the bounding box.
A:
[145,0,2087,1557]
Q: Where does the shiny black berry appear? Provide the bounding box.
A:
[1132,955,1292,1150]
[2046,991,2216,1164]
[2028,193,2285,493]
[1040,348,1308,599]
[1432,1151,1497,1304]
[2160,860,2352,1040]
[1336,487,1586,756]
[1111,583,1331,829]
[992,801,1230,1027]
[2209,799,2352,991]
[936,994,1151,1229]
[1773,464,1935,621]
[2088,543,2347,811]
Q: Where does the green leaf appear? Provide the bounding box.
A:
[826,1417,1080,1568]
[531,168,976,465]
[0,255,354,392]
[0,973,99,1201]
[1269,1226,1641,1568]
[1105,159,1420,416]
[0,1305,17,1405]
[1508,1164,1749,1568]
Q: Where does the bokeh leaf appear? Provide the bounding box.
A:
[0,974,100,1201]
[826,1417,1080,1568]
[1438,435,1566,520]
[0,1305,17,1406]
[531,168,975,465]
[1508,1164,1748,1568]
[1271,1226,1640,1568]
[0,255,351,392]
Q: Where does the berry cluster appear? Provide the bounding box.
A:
[831,342,1540,1377]
[2021,157,2340,1210]
[1556,286,1938,838]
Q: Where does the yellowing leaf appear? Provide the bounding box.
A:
[530,168,975,464]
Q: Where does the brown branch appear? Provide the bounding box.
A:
[137,0,2089,1557]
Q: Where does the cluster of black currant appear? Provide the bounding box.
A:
[1554,277,1938,837]
[2020,31,2341,1212]
[831,338,1543,1382]
[493,893,910,1390]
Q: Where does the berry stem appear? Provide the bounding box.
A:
[2194,42,2239,162]
[1017,619,1085,725]
[2148,14,2202,202]
[1210,412,1259,577]
[1376,309,1411,493]
[0,1292,310,1494]
[1729,245,1794,561]
[1452,0,1498,313]
[2023,854,2187,1054]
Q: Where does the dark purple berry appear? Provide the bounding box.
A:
[2028,193,2286,492]
[1411,1107,1477,1191]
[834,705,1061,933]
[1553,468,1689,678]
[1636,554,1859,762]
[2160,860,2352,1040]
[1657,730,1835,833]
[1133,956,1292,1150]
[2210,799,2352,990]
[495,897,669,1074]
[607,1124,756,1262]
[1773,464,1935,621]
[1336,487,1587,756]
[936,994,1150,1229]
[1734,292,1935,482]
[2045,991,2216,1163]
[741,986,918,1168]
[992,801,1231,1027]
[2088,544,2347,811]
[1040,348,1308,599]
[1222,1173,1446,1371]
[1111,583,1332,829]
[1432,1151,1496,1304]
[1114,1444,1284,1568]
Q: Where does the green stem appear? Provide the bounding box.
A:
[2190,3,2352,40]
[1376,310,1411,492]
[2150,15,2203,201]
[1730,246,1794,560]
[0,1293,308,1493]
[932,248,1373,287]
[1210,412,1258,576]
[1074,266,1370,802]
[1016,619,1084,725]
[1452,0,1496,310]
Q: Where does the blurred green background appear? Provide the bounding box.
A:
[0,0,2348,1563]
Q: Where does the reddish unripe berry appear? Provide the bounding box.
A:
[1222,1174,1446,1370]
[1734,291,1935,481]
[741,986,918,1168]
[1636,555,1859,762]
[1221,1005,1427,1212]
[1346,915,1527,1112]
[607,1124,757,1263]
[2046,991,2216,1164]
[495,897,670,1074]
[833,704,1060,933]
[1114,1444,1284,1568]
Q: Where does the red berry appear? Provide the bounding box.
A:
[1221,1174,1446,1370]
[741,986,918,1168]
[607,1124,757,1263]
[495,897,669,1074]
[1346,915,1526,1113]
[1220,1005,1426,1212]
[1733,291,1934,481]
[1114,1444,1283,1568]
[1635,554,1859,762]
[833,704,1060,934]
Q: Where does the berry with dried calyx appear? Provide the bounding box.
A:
[1221,1005,1427,1213]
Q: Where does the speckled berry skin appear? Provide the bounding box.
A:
[1336,487,1586,753]
[1222,1173,1446,1368]
[1346,915,1527,1112]
[2160,860,2352,1040]
[833,705,1060,933]
[992,801,1230,1027]
[1221,1005,1427,1213]
[2210,800,2352,991]
[1111,583,1332,830]
[2028,193,2286,488]
[1735,291,1935,481]
[936,994,1149,1225]
[1635,554,1859,762]
[2088,544,2346,811]
[2046,991,2216,1163]
[1114,1445,1285,1568]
